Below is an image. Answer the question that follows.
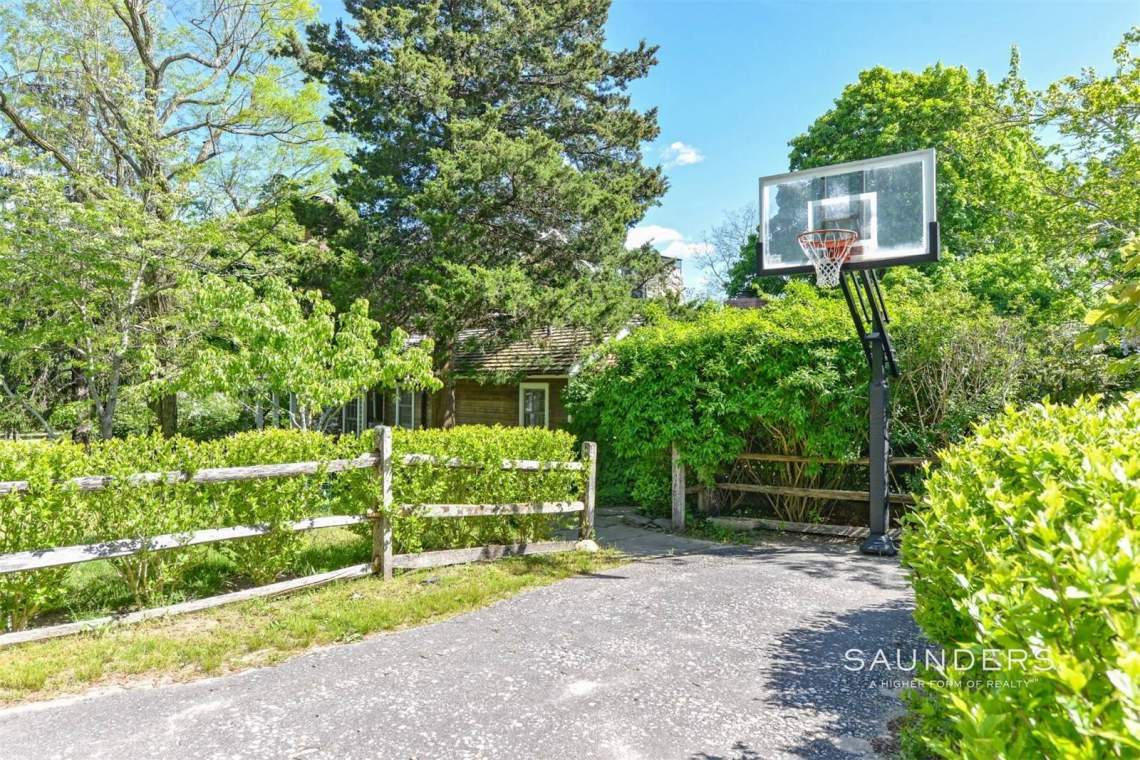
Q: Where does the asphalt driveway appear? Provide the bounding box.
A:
[0,511,921,759]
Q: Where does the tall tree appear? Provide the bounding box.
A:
[0,0,338,434]
[0,175,215,439]
[303,0,667,425]
[1013,30,1140,250]
[693,204,757,298]
[1028,28,1140,373]
[781,64,1087,322]
[179,276,439,431]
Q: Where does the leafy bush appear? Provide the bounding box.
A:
[569,276,1113,516]
[566,283,866,515]
[84,436,216,604]
[389,425,582,552]
[176,392,252,441]
[206,430,348,585]
[0,425,583,629]
[0,442,86,630]
[902,395,1140,758]
[888,283,1031,457]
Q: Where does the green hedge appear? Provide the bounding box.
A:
[567,279,1106,516]
[0,425,583,631]
[565,283,866,511]
[902,395,1140,758]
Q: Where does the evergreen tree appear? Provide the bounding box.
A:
[303,0,667,424]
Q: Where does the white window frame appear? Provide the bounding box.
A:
[518,382,550,428]
[395,388,418,429]
[341,394,366,434]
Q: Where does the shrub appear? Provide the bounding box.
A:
[902,395,1140,758]
[205,430,348,585]
[568,277,1112,516]
[0,442,86,630]
[566,282,866,515]
[889,285,1031,457]
[177,392,252,441]
[0,425,583,628]
[387,425,582,552]
[83,436,216,605]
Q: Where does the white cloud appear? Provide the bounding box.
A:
[626,224,711,261]
[625,224,683,249]
[661,240,713,260]
[660,141,704,167]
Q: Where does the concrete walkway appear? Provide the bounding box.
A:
[0,509,921,759]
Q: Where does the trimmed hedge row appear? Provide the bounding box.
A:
[0,426,583,631]
[902,395,1140,758]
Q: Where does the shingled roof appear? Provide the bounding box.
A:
[451,326,601,376]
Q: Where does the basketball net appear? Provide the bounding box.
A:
[796,229,859,288]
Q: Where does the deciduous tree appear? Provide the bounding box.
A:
[179,276,439,431]
[0,0,340,434]
[779,64,1086,322]
[0,176,214,439]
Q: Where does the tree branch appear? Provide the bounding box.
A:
[0,374,58,440]
[0,90,82,177]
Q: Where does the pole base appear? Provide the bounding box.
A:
[860,532,898,557]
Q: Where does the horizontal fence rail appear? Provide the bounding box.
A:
[0,454,379,496]
[0,452,588,497]
[715,482,917,506]
[671,447,927,530]
[734,452,932,467]
[0,541,582,648]
[400,453,584,471]
[0,515,372,575]
[403,501,584,518]
[0,426,598,647]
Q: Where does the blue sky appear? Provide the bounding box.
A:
[318,1,1137,293]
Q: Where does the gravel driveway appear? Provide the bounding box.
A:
[0,511,921,759]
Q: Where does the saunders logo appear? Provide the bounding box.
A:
[843,647,1051,690]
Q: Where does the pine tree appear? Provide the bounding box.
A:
[303,0,668,424]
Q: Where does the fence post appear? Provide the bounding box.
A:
[371,425,393,579]
[579,441,597,540]
[671,443,685,531]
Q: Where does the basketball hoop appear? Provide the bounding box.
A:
[796,229,859,288]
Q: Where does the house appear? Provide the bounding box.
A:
[334,255,682,433]
[335,325,603,433]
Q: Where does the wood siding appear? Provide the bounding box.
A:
[424,378,569,429]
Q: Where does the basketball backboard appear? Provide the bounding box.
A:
[757,149,938,277]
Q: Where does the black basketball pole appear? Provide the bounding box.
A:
[839,270,899,557]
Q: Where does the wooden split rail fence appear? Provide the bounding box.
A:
[0,426,598,647]
[670,446,928,531]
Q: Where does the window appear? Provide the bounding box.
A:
[519,382,549,428]
[341,395,364,434]
[367,389,384,428]
[395,389,419,429]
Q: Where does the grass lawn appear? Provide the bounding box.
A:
[52,526,383,622]
[0,548,624,706]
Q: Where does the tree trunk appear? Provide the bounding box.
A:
[433,338,457,429]
[152,393,177,437]
[97,397,116,440]
[441,373,456,428]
